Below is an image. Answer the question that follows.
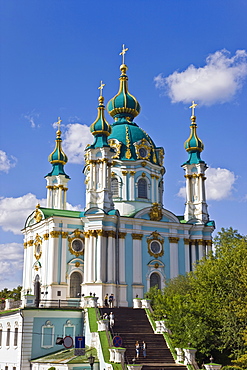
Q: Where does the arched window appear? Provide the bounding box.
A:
[111,178,119,198]
[150,272,161,290]
[70,272,82,298]
[138,178,147,199]
[158,180,163,204]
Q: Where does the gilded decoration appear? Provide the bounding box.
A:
[68,232,84,257]
[147,231,164,258]
[34,234,42,260]
[184,238,190,245]
[158,148,164,166]
[154,263,159,269]
[118,232,127,239]
[50,231,61,238]
[149,203,163,221]
[24,242,27,249]
[62,232,69,239]
[125,126,132,159]
[27,240,34,247]
[34,204,42,223]
[130,171,136,176]
[122,170,128,176]
[169,237,179,243]
[107,230,116,238]
[108,139,122,159]
[142,172,146,177]
[43,233,49,240]
[134,138,151,160]
[141,161,147,167]
[75,262,81,268]
[132,233,143,240]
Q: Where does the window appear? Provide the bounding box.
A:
[63,320,75,340]
[158,180,163,204]
[72,239,84,252]
[5,366,8,370]
[41,321,54,348]
[111,178,119,198]
[0,329,2,346]
[14,327,18,347]
[150,272,161,290]
[138,178,147,199]
[6,328,10,347]
[150,241,161,255]
[57,291,61,296]
[70,272,82,298]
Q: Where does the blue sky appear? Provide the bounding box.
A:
[0,0,246,290]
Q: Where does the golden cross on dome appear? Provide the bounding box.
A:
[56,117,62,131]
[189,101,198,116]
[119,44,128,64]
[98,80,105,96]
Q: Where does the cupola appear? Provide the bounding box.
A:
[183,102,205,165]
[88,82,112,149]
[107,45,141,123]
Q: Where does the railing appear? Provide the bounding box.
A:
[39,299,81,308]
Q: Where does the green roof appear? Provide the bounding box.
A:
[40,207,82,219]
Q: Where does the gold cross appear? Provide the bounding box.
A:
[189,101,198,116]
[119,44,128,64]
[98,80,105,96]
[56,117,62,130]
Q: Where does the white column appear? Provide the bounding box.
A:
[151,175,155,203]
[107,233,115,283]
[169,237,179,279]
[132,235,142,284]
[96,232,103,283]
[84,234,90,283]
[60,233,68,283]
[119,235,126,284]
[122,172,127,200]
[129,172,135,201]
[48,233,58,285]
[191,242,197,270]
[184,239,190,273]
[198,240,205,260]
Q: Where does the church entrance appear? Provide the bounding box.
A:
[150,272,161,290]
[70,272,82,298]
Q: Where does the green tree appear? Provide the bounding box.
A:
[148,228,247,365]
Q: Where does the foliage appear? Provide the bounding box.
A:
[148,228,247,365]
[0,286,22,301]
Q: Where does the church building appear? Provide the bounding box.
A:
[0,48,214,369]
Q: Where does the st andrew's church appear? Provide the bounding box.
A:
[0,47,214,369]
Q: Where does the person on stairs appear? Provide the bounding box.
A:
[135,341,140,358]
[109,311,115,329]
[142,341,147,358]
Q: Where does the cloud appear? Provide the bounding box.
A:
[0,243,24,289]
[154,49,247,105]
[23,109,40,128]
[0,193,83,235]
[63,123,93,164]
[0,150,17,172]
[178,167,236,201]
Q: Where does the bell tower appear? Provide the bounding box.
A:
[45,118,70,210]
[182,102,209,223]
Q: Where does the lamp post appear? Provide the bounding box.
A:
[88,353,95,370]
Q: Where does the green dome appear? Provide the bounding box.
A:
[46,128,70,178]
[108,119,160,164]
[183,115,205,165]
[107,64,141,121]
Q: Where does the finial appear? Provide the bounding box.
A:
[55,117,62,131]
[119,44,128,64]
[98,80,105,97]
[189,101,198,117]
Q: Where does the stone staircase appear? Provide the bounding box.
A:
[100,307,187,370]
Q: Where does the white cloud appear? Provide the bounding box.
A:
[0,193,83,235]
[23,109,40,128]
[178,167,236,201]
[0,193,46,234]
[63,123,93,164]
[0,150,17,172]
[154,49,247,105]
[0,243,24,289]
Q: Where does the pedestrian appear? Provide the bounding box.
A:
[109,311,115,328]
[109,293,114,308]
[142,341,147,358]
[135,341,140,358]
[104,293,108,307]
[103,312,109,320]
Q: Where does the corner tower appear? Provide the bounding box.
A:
[107,46,165,216]
[182,102,209,223]
[45,118,70,210]
[84,83,115,212]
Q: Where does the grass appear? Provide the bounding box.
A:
[87,307,98,332]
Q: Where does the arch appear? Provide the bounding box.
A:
[70,271,82,298]
[138,178,147,199]
[150,272,161,290]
